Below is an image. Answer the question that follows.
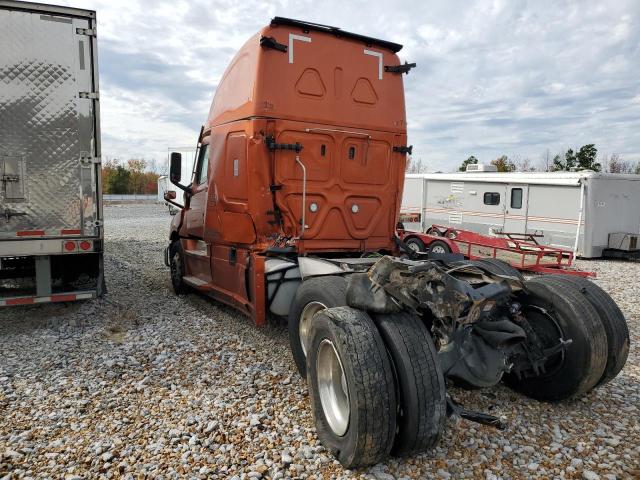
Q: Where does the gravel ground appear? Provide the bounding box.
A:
[1,203,638,480]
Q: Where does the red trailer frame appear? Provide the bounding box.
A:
[399,225,595,278]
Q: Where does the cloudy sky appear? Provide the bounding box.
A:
[43,0,640,172]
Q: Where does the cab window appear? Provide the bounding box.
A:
[195,144,209,185]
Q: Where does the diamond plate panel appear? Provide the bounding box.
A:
[0,10,97,236]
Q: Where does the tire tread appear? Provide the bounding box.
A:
[374,312,446,456]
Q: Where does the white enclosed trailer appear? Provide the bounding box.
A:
[0,1,104,305]
[401,171,640,258]
[157,175,169,203]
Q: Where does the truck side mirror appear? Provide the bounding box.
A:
[164,190,176,201]
[170,152,182,184]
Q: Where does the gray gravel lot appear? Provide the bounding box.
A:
[1,203,638,479]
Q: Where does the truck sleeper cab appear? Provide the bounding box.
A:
[166,18,629,469]
[167,17,410,325]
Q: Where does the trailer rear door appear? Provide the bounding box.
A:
[0,5,100,238]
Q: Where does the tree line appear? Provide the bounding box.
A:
[102,158,161,194]
[457,144,640,173]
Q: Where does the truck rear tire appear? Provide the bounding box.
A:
[532,275,629,387]
[307,307,396,468]
[373,311,446,457]
[505,280,608,400]
[288,276,348,378]
[472,258,524,281]
[170,241,189,295]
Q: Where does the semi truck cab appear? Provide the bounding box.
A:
[166,17,413,326]
[164,17,628,470]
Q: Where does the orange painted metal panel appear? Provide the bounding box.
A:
[171,20,410,324]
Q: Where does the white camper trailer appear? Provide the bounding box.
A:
[401,171,640,258]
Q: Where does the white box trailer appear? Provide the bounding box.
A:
[157,175,169,203]
[401,171,640,258]
[0,1,104,305]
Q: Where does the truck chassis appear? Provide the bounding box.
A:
[163,17,630,468]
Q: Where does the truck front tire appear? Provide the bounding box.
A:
[307,307,396,468]
[169,241,189,295]
[288,276,348,378]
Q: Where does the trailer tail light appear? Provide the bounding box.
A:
[79,240,92,251]
[63,240,77,252]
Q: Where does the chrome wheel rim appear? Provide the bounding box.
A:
[299,301,327,356]
[431,245,447,254]
[407,242,421,252]
[317,339,350,436]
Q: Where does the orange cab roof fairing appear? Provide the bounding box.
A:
[207,19,408,133]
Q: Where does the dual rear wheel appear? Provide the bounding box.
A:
[289,272,629,468]
[306,307,446,468]
[505,275,629,399]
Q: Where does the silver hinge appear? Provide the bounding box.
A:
[79,92,99,100]
[76,27,97,37]
[79,154,101,166]
[84,220,103,229]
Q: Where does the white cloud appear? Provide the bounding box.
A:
[34,0,640,171]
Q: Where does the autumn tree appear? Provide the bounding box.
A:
[101,157,160,194]
[127,159,147,194]
[101,158,119,194]
[490,155,515,172]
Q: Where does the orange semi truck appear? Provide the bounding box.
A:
[164,18,629,468]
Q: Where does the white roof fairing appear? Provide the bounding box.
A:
[405,171,640,186]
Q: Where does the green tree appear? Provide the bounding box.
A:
[490,155,515,172]
[459,155,478,172]
[564,148,577,170]
[576,144,600,171]
[551,154,561,171]
[108,165,131,194]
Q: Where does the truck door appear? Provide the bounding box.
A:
[184,141,209,238]
[503,184,528,234]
